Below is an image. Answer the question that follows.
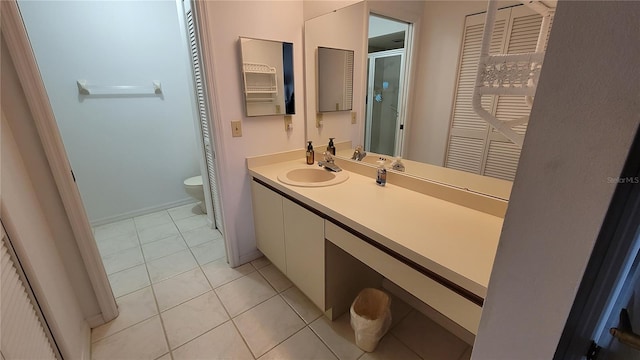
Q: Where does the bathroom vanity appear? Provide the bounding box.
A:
[247,149,507,338]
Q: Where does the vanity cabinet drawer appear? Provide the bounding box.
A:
[325,221,482,335]
[251,181,286,273]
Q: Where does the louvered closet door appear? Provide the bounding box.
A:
[485,6,544,180]
[1,226,58,359]
[445,8,510,174]
[446,6,549,181]
[185,1,224,233]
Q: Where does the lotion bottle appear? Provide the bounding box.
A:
[306,141,315,165]
[376,159,387,186]
[327,137,336,156]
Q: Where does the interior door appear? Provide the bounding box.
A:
[365,49,405,157]
[555,129,640,360]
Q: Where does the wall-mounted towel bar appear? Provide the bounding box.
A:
[76,80,162,95]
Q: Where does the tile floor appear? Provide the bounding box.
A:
[92,203,472,360]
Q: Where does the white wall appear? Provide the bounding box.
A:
[202,1,306,263]
[473,1,640,358]
[303,0,362,21]
[406,1,490,166]
[18,0,201,224]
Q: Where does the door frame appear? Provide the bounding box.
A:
[554,128,640,359]
[364,48,407,157]
[1,0,118,323]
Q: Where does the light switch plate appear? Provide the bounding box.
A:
[316,113,323,128]
[284,115,293,131]
[351,112,357,124]
[231,120,242,137]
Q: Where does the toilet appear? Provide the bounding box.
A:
[183,175,207,213]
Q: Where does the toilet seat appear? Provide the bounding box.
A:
[184,175,202,188]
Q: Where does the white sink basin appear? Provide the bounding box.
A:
[277,167,349,187]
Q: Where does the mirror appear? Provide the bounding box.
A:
[305,1,553,199]
[317,47,355,112]
[239,37,295,117]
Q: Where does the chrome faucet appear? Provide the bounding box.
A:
[351,145,367,161]
[318,152,342,172]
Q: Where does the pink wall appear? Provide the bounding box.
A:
[202,1,306,263]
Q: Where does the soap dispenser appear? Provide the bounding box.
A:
[376,158,387,186]
[306,141,315,165]
[327,138,336,156]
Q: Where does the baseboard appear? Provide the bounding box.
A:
[238,249,264,265]
[382,278,476,345]
[81,320,92,360]
[86,313,106,329]
[90,198,196,226]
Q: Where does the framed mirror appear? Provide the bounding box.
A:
[239,37,295,117]
[317,46,355,112]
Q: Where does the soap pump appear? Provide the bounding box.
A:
[306,141,315,165]
[376,158,387,186]
[327,138,336,156]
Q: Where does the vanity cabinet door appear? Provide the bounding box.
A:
[251,181,286,273]
[283,198,325,310]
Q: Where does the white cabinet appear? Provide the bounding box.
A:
[283,198,325,310]
[251,181,286,273]
[251,181,325,310]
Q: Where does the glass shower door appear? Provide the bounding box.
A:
[365,49,405,157]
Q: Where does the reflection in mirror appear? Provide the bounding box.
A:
[365,14,409,157]
[305,1,555,192]
[317,47,354,112]
[239,37,294,117]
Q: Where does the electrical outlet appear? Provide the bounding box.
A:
[335,103,340,111]
[275,104,281,114]
[284,115,293,131]
[351,112,357,124]
[231,120,242,137]
[316,113,323,128]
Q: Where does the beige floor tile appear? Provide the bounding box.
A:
[259,264,293,293]
[91,316,168,360]
[261,327,338,360]
[182,225,221,247]
[201,257,254,288]
[108,264,150,298]
[141,235,188,261]
[281,287,323,324]
[168,203,203,221]
[154,353,171,360]
[162,291,229,349]
[175,215,209,233]
[391,310,468,360]
[153,268,212,311]
[146,249,198,283]
[215,271,276,317]
[190,238,226,265]
[102,246,144,275]
[233,296,305,358]
[92,287,158,342]
[134,210,173,231]
[310,313,363,360]
[251,256,271,269]
[172,321,253,360]
[94,219,136,241]
[138,222,180,244]
[96,231,139,257]
[359,335,421,360]
[389,295,413,329]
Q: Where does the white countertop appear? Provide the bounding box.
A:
[248,158,504,299]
